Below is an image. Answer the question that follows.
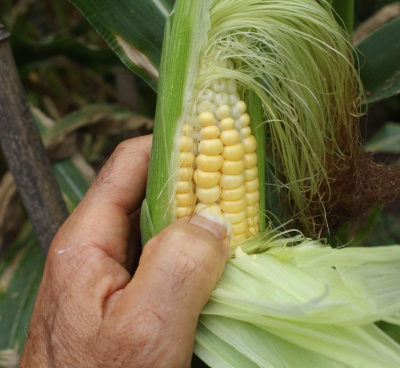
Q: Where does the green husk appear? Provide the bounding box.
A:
[141,0,213,243]
[196,230,400,367]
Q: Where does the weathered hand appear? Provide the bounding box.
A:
[20,135,229,367]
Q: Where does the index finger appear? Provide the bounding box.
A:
[50,134,152,264]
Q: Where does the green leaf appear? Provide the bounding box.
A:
[362,211,400,247]
[41,104,147,145]
[11,34,118,71]
[331,0,354,37]
[364,122,400,153]
[377,322,400,345]
[0,225,44,360]
[68,0,176,91]
[357,18,400,104]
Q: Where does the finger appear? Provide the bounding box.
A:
[49,135,152,265]
[106,215,229,367]
[85,134,152,216]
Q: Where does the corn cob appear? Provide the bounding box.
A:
[175,79,260,245]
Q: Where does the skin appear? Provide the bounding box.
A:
[20,135,229,367]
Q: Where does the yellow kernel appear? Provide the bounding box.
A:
[240,126,251,140]
[195,204,225,222]
[178,167,194,181]
[242,135,257,153]
[197,186,221,203]
[182,123,194,136]
[216,104,231,119]
[245,190,260,206]
[224,210,246,224]
[246,203,260,217]
[199,139,223,155]
[247,224,260,237]
[176,181,191,193]
[219,117,235,131]
[179,135,193,152]
[232,221,246,235]
[194,170,221,188]
[180,152,195,167]
[222,143,245,160]
[221,185,246,201]
[192,142,199,157]
[196,154,223,171]
[177,206,193,218]
[234,233,247,244]
[195,203,221,215]
[220,174,245,189]
[236,101,247,114]
[198,112,215,127]
[197,101,215,114]
[244,153,257,169]
[221,160,245,175]
[200,125,220,140]
[247,214,260,228]
[220,130,240,146]
[245,178,259,192]
[176,192,194,207]
[244,166,258,181]
[239,113,250,127]
[220,198,246,213]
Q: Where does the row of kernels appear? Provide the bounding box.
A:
[178,80,261,245]
[176,123,195,218]
[194,111,223,205]
[242,130,260,236]
[216,103,248,245]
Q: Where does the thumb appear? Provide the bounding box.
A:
[107,215,229,367]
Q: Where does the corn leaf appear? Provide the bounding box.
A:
[364,122,400,153]
[41,104,151,145]
[68,0,176,91]
[0,225,44,365]
[357,18,400,104]
[11,33,117,70]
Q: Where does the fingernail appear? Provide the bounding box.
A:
[189,214,227,241]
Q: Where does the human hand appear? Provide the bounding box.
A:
[20,135,229,367]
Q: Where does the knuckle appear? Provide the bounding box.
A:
[114,139,132,154]
[144,225,216,278]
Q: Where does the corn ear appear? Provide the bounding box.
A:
[141,0,400,367]
[141,0,267,244]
